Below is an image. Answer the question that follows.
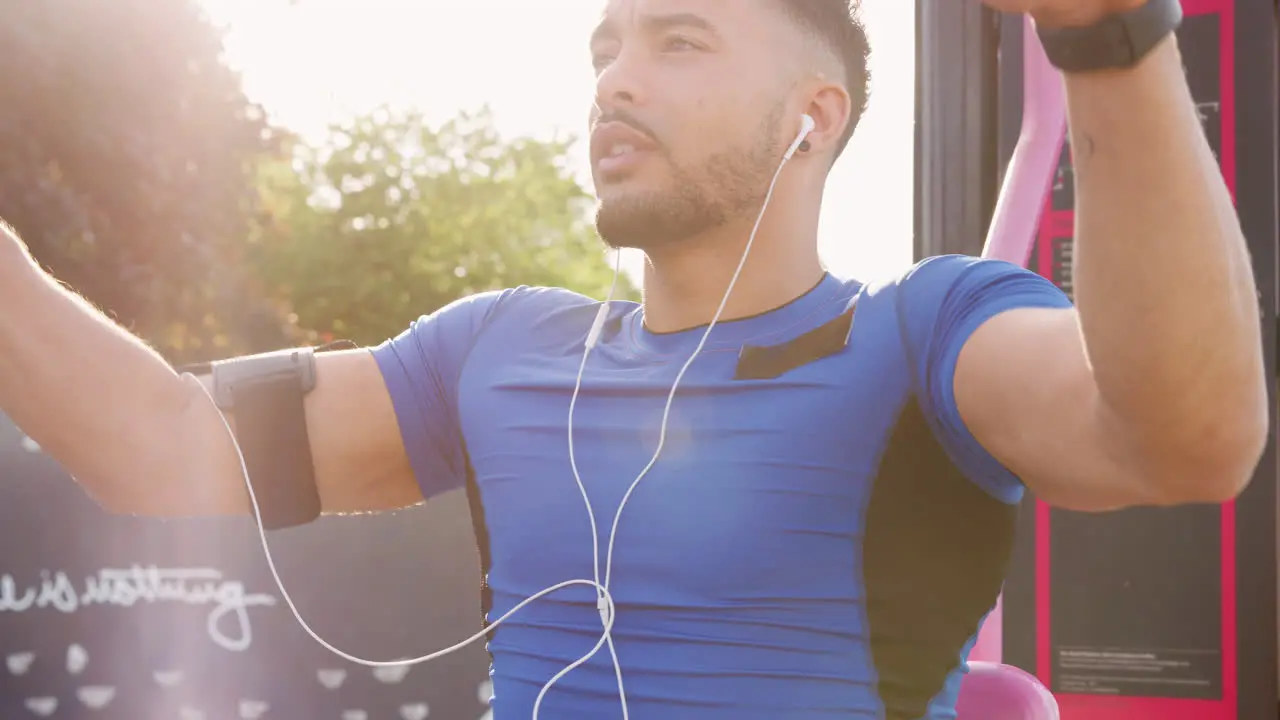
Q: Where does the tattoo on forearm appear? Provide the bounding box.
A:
[1077,133,1097,162]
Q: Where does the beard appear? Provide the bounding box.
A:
[594,105,785,252]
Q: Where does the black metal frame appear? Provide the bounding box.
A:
[912,0,1002,259]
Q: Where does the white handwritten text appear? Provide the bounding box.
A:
[0,566,276,651]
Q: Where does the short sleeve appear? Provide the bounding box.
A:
[370,289,516,498]
[896,255,1074,503]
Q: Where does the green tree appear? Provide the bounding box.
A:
[249,107,636,346]
[0,0,289,362]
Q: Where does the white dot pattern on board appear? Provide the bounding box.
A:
[5,643,493,719]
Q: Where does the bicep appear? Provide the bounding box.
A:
[187,350,421,517]
[180,295,501,519]
[953,308,1147,511]
[306,349,422,513]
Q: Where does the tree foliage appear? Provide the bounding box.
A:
[249,108,635,346]
[0,0,631,359]
[0,0,288,362]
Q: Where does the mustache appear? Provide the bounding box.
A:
[592,110,661,147]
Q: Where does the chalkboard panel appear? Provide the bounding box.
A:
[0,414,492,720]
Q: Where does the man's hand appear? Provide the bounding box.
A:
[977,0,1146,28]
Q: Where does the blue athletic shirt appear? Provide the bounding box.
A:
[372,255,1072,720]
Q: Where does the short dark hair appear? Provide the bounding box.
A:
[774,0,871,162]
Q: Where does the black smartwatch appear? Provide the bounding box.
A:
[1036,0,1183,74]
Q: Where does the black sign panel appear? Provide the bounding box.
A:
[1048,506,1222,699]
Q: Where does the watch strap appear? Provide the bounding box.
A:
[1036,0,1184,74]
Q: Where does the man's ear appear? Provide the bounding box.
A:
[799,81,853,158]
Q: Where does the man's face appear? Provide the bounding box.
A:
[588,0,791,251]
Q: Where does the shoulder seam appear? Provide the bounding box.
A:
[447,287,530,421]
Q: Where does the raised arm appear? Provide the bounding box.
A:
[953,18,1266,510]
[0,223,422,518]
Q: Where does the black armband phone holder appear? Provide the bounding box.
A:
[211,348,322,530]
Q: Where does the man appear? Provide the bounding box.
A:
[0,0,1267,717]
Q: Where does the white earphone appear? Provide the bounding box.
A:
[787,113,817,160]
[195,112,818,720]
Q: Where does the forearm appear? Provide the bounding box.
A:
[0,232,243,513]
[1066,37,1266,477]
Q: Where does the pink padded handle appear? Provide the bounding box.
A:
[981,16,1067,264]
[970,17,1066,665]
[956,662,1060,719]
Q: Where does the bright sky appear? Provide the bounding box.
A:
[197,0,916,282]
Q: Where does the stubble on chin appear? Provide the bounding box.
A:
[593,105,787,251]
